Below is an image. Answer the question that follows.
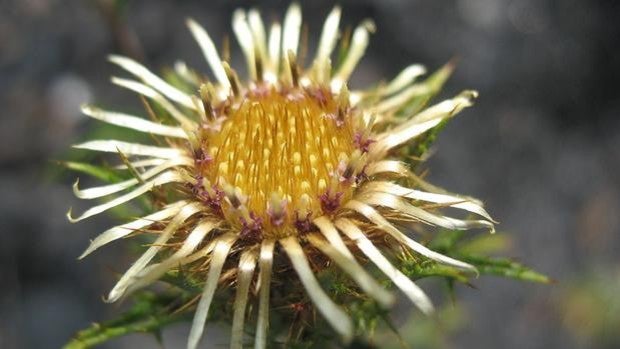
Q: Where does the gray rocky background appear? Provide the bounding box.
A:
[1,0,619,348]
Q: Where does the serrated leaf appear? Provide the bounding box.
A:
[401,230,549,284]
[64,291,192,349]
[459,254,551,283]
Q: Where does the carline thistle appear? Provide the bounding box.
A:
[68,4,495,349]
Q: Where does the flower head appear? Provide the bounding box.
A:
[69,4,494,348]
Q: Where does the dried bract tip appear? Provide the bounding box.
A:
[222,61,241,97]
[199,83,215,121]
[287,50,300,87]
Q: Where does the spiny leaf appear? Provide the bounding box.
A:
[400,259,470,283]
[402,230,550,284]
[458,254,551,284]
[64,291,192,349]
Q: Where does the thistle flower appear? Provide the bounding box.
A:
[68,4,495,348]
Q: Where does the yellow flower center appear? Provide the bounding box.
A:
[198,86,358,238]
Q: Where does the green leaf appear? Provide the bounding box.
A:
[402,230,550,284]
[400,259,471,283]
[334,27,352,71]
[61,161,126,183]
[399,61,454,117]
[400,62,457,160]
[459,254,551,284]
[161,269,203,294]
[456,232,512,255]
[64,291,192,349]
[407,118,449,159]
[427,230,466,252]
[162,67,198,94]
[61,158,153,218]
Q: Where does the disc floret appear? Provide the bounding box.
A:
[196,79,362,239]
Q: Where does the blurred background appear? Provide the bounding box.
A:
[1,0,619,348]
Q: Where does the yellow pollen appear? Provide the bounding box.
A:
[201,87,356,237]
